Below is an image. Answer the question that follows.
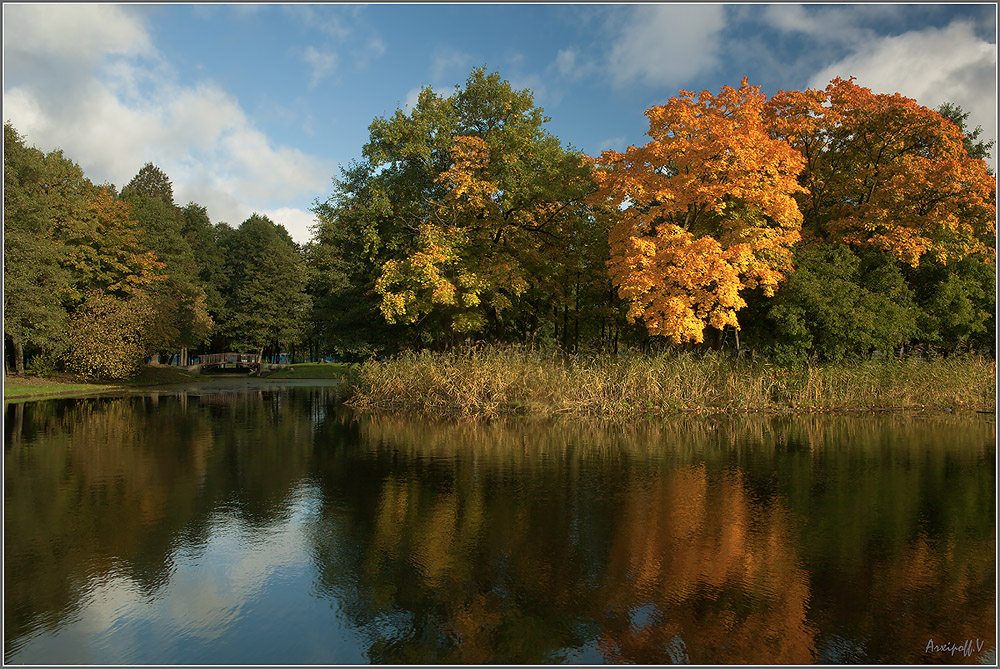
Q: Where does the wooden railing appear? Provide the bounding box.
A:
[199,352,259,368]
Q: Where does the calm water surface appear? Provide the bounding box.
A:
[4,383,995,664]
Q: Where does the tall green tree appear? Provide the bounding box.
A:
[121,162,175,206]
[936,102,996,166]
[3,123,72,374]
[181,203,226,318]
[219,214,310,359]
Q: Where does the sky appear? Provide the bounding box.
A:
[3,3,996,245]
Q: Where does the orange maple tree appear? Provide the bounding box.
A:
[590,78,807,343]
[767,77,996,267]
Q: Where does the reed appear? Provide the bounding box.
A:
[347,345,996,418]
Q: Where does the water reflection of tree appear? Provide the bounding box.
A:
[594,466,816,664]
[307,412,994,664]
[5,400,994,664]
[4,388,332,659]
[307,413,629,663]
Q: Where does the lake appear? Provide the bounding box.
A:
[4,382,995,664]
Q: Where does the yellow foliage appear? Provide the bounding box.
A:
[66,290,156,380]
[591,78,805,343]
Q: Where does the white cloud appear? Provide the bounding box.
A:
[3,3,152,67]
[759,4,899,45]
[606,5,727,87]
[283,4,351,39]
[808,20,997,159]
[550,47,596,84]
[303,46,337,88]
[368,36,386,57]
[2,4,334,245]
[509,73,557,108]
[402,86,423,113]
[555,48,578,77]
[263,208,319,245]
[431,48,473,85]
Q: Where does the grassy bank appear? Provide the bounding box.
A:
[348,346,996,418]
[4,366,210,401]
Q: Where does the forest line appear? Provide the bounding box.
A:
[4,68,995,380]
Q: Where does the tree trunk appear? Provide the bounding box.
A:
[13,339,25,376]
[573,270,580,353]
[561,304,569,351]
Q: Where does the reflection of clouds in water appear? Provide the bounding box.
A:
[12,484,321,664]
[162,484,320,638]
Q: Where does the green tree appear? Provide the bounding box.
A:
[905,256,995,354]
[761,244,917,361]
[219,214,310,360]
[936,102,995,166]
[121,162,175,206]
[3,123,72,375]
[308,163,411,359]
[181,203,226,318]
[312,68,601,352]
[756,88,996,359]
[121,165,213,362]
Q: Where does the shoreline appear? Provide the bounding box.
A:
[3,369,348,403]
[348,347,997,419]
[348,399,994,419]
[6,352,995,419]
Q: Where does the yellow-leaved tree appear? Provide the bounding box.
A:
[366,69,595,338]
[766,77,996,267]
[590,78,807,343]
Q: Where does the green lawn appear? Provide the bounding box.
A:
[263,362,358,380]
[4,366,210,401]
[4,378,108,400]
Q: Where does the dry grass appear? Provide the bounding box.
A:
[348,345,996,418]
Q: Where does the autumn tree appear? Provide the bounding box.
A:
[763,85,996,356]
[312,68,602,354]
[936,102,995,167]
[121,164,213,363]
[375,70,596,337]
[65,290,157,380]
[3,123,176,377]
[65,186,166,299]
[766,77,995,267]
[590,78,807,344]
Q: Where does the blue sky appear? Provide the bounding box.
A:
[3,3,996,243]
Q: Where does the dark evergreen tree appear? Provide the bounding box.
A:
[219,214,310,359]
